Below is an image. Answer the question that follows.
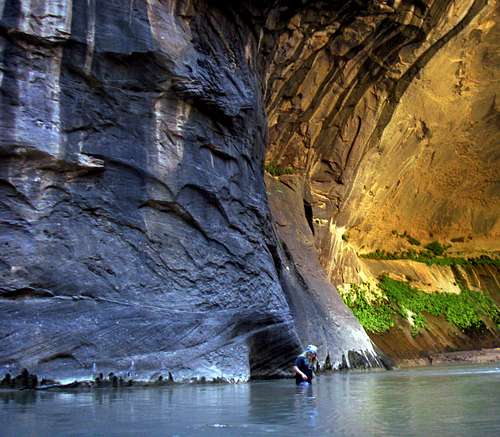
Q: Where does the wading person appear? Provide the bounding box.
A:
[293,345,318,385]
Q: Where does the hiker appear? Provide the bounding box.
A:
[293,344,318,385]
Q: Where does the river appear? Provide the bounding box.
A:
[1,364,499,436]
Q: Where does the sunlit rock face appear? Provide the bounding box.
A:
[339,0,500,256]
[265,0,494,267]
[264,0,498,360]
[307,0,499,301]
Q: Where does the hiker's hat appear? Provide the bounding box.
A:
[305,344,318,354]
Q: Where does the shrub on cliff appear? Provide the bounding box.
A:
[424,241,445,256]
[264,162,295,177]
[340,284,394,333]
[341,276,500,336]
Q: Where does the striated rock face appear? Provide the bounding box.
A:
[339,0,500,256]
[318,1,499,309]
[265,174,380,370]
[0,0,385,381]
[0,0,496,380]
[265,0,496,266]
[264,0,498,361]
[0,0,296,381]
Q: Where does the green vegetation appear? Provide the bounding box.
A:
[379,276,499,334]
[391,230,421,246]
[406,235,421,246]
[340,277,500,336]
[340,285,394,333]
[264,162,295,177]
[360,249,500,267]
[362,236,500,266]
[424,240,445,256]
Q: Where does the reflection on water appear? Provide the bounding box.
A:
[1,364,499,436]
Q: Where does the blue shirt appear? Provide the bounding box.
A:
[294,355,314,384]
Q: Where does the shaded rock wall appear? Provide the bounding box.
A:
[266,174,380,370]
[370,311,498,362]
[0,0,388,381]
[1,0,494,380]
[0,0,300,381]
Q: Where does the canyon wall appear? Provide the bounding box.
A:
[264,0,498,361]
[0,0,497,381]
[265,0,495,264]
[338,0,499,256]
[0,0,381,382]
[339,2,499,361]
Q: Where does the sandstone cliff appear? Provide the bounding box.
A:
[264,0,499,361]
[0,0,498,381]
[0,0,375,382]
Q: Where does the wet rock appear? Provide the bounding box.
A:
[0,369,39,389]
[266,175,380,371]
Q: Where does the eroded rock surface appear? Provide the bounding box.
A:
[265,0,496,268]
[1,0,496,381]
[264,0,498,361]
[0,0,387,381]
[0,0,301,381]
[339,0,500,255]
[266,175,380,370]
